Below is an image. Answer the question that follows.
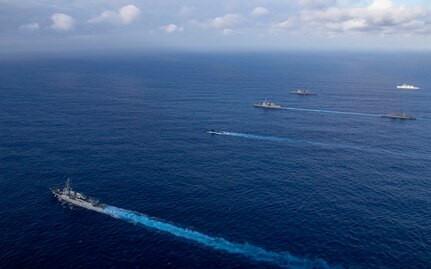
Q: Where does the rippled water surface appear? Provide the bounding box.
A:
[0,52,430,268]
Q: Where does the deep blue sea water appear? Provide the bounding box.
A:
[0,52,430,268]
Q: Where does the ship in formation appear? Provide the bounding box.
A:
[254,100,282,109]
[206,129,226,135]
[396,84,419,90]
[380,112,416,120]
[289,89,317,96]
[51,179,105,212]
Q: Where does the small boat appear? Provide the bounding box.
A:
[254,100,282,109]
[206,129,226,135]
[290,89,316,95]
[396,84,419,90]
[380,113,416,120]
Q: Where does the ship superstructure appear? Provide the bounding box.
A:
[51,179,105,212]
[206,129,225,134]
[254,100,282,109]
[290,89,316,95]
[396,84,419,90]
[380,113,416,120]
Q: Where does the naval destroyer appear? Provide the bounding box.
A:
[254,100,282,109]
[380,113,416,120]
[290,89,316,95]
[396,84,419,90]
[206,129,227,135]
[51,179,105,212]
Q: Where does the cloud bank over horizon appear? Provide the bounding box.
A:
[2,0,431,52]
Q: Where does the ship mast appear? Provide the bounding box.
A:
[64,178,71,194]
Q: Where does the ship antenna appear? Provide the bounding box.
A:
[65,178,71,193]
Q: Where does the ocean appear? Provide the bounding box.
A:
[0,51,430,268]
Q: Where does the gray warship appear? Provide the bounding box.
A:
[397,84,419,90]
[254,100,282,109]
[290,89,316,96]
[380,113,416,120]
[51,179,106,212]
[206,129,228,135]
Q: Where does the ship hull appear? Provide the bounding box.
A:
[53,191,106,213]
[254,105,282,109]
[380,115,416,120]
[396,86,419,90]
[206,130,226,135]
[289,92,316,96]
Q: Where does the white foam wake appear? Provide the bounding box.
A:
[281,107,378,117]
[209,131,430,160]
[102,206,337,268]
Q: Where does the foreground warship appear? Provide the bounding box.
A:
[51,179,105,212]
[380,113,416,120]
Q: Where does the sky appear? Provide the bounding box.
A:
[1,0,431,53]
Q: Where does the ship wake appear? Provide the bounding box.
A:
[209,131,429,160]
[102,205,336,269]
[281,107,378,117]
[216,131,290,142]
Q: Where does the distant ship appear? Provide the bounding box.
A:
[254,100,282,109]
[51,179,106,212]
[290,89,316,95]
[396,84,419,90]
[206,129,225,134]
[380,113,416,120]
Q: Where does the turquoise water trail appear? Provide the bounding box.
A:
[103,206,336,268]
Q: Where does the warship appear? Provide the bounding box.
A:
[206,129,225,135]
[396,84,419,90]
[380,113,416,120]
[290,89,316,95]
[254,100,282,109]
[51,179,105,212]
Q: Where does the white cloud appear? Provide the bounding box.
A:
[222,28,234,35]
[160,24,184,33]
[298,0,336,9]
[210,13,242,29]
[188,13,242,30]
[299,0,430,34]
[270,20,292,32]
[179,6,195,17]
[119,5,140,24]
[325,19,369,31]
[19,22,40,31]
[89,5,140,25]
[89,11,117,24]
[251,7,270,17]
[51,13,74,31]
